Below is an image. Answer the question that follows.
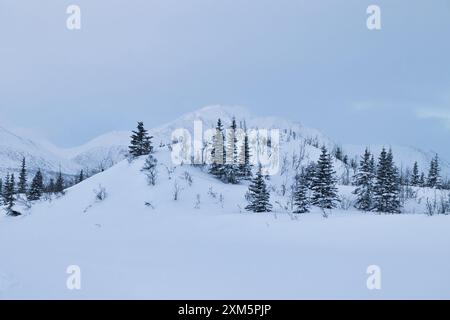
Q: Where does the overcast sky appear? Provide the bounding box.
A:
[1,0,449,158]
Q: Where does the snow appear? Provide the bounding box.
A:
[1,147,450,299]
[2,105,450,299]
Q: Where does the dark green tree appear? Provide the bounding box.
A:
[238,130,252,179]
[292,173,309,214]
[311,146,339,209]
[129,122,153,158]
[245,164,272,212]
[427,154,441,188]
[28,170,44,201]
[411,162,420,186]
[353,148,375,211]
[18,157,27,194]
[55,171,65,194]
[373,148,401,213]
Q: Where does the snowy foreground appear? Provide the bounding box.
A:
[1,156,450,299]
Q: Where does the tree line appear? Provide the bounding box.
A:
[0,157,86,216]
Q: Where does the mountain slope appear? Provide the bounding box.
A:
[1,148,449,299]
[0,126,81,177]
[1,105,449,180]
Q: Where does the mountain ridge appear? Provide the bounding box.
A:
[0,105,448,178]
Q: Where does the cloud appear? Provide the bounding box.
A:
[415,108,450,129]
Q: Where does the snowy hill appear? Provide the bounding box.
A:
[57,131,131,172]
[1,147,450,299]
[1,106,448,181]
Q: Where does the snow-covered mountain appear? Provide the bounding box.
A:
[0,105,449,180]
[2,105,450,299]
[0,126,81,178]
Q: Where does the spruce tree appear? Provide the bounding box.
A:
[28,170,44,201]
[245,164,272,212]
[419,172,425,187]
[209,119,225,179]
[129,122,153,158]
[303,162,317,189]
[18,157,27,194]
[353,148,375,211]
[3,174,16,209]
[2,174,9,205]
[238,130,252,179]
[411,162,420,186]
[292,173,309,214]
[334,146,343,161]
[427,154,441,188]
[311,146,339,209]
[223,117,239,184]
[55,171,65,194]
[78,170,84,183]
[373,148,401,213]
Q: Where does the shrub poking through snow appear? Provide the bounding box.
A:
[94,185,107,202]
[142,154,158,186]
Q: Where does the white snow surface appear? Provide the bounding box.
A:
[1,148,449,299]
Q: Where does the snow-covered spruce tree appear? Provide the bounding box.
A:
[303,162,317,189]
[334,146,343,161]
[209,119,226,179]
[419,172,426,187]
[0,178,3,206]
[142,153,158,186]
[353,148,375,211]
[3,173,16,210]
[78,170,84,184]
[28,170,44,201]
[223,117,239,184]
[129,121,153,158]
[311,146,339,210]
[411,161,420,186]
[18,157,27,194]
[427,154,441,188]
[292,173,309,214]
[238,130,252,179]
[245,164,272,213]
[55,171,65,194]
[2,174,8,205]
[373,148,401,213]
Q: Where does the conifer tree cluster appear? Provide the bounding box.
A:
[0,157,77,211]
[209,118,252,184]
